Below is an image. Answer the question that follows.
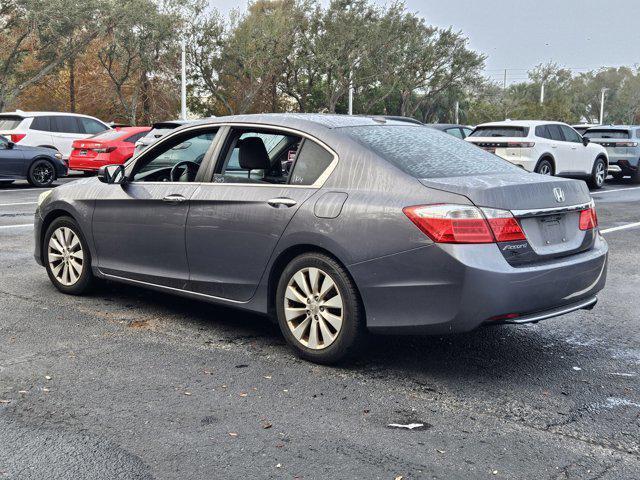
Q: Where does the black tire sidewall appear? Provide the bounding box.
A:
[28,159,56,187]
[535,159,553,175]
[44,217,93,295]
[275,253,363,364]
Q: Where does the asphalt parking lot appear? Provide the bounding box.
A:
[0,177,639,479]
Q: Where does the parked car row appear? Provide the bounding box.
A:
[0,111,190,187]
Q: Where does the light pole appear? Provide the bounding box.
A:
[540,82,545,104]
[181,39,187,120]
[599,88,609,125]
[348,69,353,116]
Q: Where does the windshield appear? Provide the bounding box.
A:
[0,116,24,130]
[470,126,529,138]
[584,129,630,139]
[341,125,521,179]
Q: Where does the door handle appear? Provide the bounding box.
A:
[162,194,187,204]
[267,197,297,208]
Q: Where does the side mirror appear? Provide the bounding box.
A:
[98,164,126,184]
[582,137,590,147]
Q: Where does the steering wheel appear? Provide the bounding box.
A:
[170,160,200,182]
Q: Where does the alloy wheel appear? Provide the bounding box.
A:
[33,162,54,185]
[539,163,551,175]
[48,227,84,286]
[284,267,344,350]
[595,161,606,186]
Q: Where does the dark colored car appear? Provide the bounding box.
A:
[0,134,67,187]
[34,114,608,364]
[428,123,474,139]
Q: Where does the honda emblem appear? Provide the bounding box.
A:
[553,187,565,203]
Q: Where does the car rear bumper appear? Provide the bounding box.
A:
[68,154,116,171]
[349,234,608,334]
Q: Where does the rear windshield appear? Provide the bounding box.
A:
[341,125,521,179]
[583,129,630,139]
[0,116,24,130]
[470,126,529,138]
[89,129,125,141]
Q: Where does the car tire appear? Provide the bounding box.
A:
[275,253,365,364]
[631,166,640,184]
[44,216,93,295]
[588,157,607,189]
[28,159,56,187]
[535,158,554,176]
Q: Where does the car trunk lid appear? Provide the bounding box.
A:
[419,173,595,262]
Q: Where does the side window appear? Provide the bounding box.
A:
[461,128,473,138]
[445,128,464,139]
[80,118,107,134]
[289,140,334,186]
[560,125,581,143]
[535,125,550,139]
[31,116,51,132]
[547,124,565,142]
[51,116,82,134]
[132,130,217,182]
[216,129,302,184]
[124,132,147,144]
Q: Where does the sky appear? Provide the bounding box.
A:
[209,0,640,84]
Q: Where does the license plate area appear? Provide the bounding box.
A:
[539,215,564,245]
[79,149,88,156]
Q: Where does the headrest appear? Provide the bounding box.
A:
[238,137,270,170]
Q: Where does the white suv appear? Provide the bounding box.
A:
[466,120,609,189]
[0,111,110,160]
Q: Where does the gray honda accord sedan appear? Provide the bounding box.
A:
[34,114,608,363]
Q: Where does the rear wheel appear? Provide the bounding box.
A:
[535,158,554,176]
[631,166,640,184]
[44,217,93,295]
[588,157,607,189]
[276,253,364,364]
[28,159,56,187]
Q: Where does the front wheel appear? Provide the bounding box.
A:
[275,253,364,364]
[28,159,56,187]
[588,157,607,189]
[44,217,93,295]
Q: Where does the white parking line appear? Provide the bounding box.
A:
[601,222,640,234]
[0,202,37,207]
[0,223,33,229]
[592,186,640,195]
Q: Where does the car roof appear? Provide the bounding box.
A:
[475,120,567,128]
[428,123,468,130]
[0,111,102,120]
[586,125,639,130]
[189,113,419,131]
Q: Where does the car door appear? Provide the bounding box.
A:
[546,124,569,174]
[92,127,220,289]
[186,126,337,302]
[0,136,25,178]
[50,116,86,158]
[560,125,587,173]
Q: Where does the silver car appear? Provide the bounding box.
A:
[584,126,640,183]
[34,114,608,364]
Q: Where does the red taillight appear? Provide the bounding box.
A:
[10,133,25,143]
[579,206,598,230]
[94,146,116,153]
[616,142,638,147]
[403,204,526,244]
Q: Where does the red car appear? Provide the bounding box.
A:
[69,126,151,172]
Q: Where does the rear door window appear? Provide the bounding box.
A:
[51,116,83,134]
[469,126,528,138]
[535,125,551,139]
[547,124,565,141]
[445,128,464,139]
[341,125,521,179]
